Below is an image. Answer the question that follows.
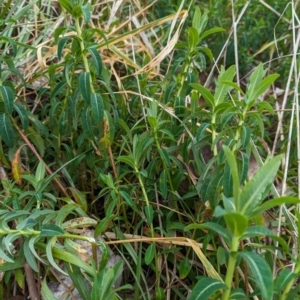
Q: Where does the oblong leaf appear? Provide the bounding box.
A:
[190,83,214,108]
[252,197,300,218]
[46,237,67,275]
[41,278,59,300]
[0,86,14,114]
[240,155,283,216]
[90,93,104,123]
[159,169,168,199]
[242,225,288,252]
[222,146,240,208]
[23,238,38,272]
[79,72,91,103]
[188,278,227,300]
[274,268,296,294]
[185,222,231,245]
[145,243,155,265]
[214,65,236,105]
[14,103,29,130]
[87,47,102,76]
[57,36,70,60]
[40,224,64,237]
[0,113,14,147]
[240,251,273,300]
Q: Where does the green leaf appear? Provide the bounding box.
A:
[145,243,155,265]
[179,257,191,279]
[223,212,248,237]
[66,263,90,300]
[240,155,283,216]
[241,125,251,148]
[46,237,68,275]
[14,103,29,130]
[223,160,233,197]
[229,288,247,299]
[117,155,136,169]
[188,278,227,300]
[197,10,208,35]
[16,218,36,230]
[23,238,38,272]
[246,63,266,101]
[274,268,296,294]
[155,287,165,300]
[35,161,46,182]
[217,247,227,266]
[0,239,14,263]
[188,27,199,50]
[242,225,288,252]
[0,36,17,56]
[0,113,14,147]
[220,80,244,95]
[81,3,91,23]
[192,6,202,34]
[158,148,170,168]
[79,72,91,103]
[40,224,64,237]
[0,86,14,114]
[88,47,103,76]
[58,0,73,13]
[185,222,231,245]
[57,36,70,60]
[62,60,73,86]
[222,146,240,209]
[251,197,300,218]
[214,65,236,105]
[249,74,279,102]
[144,205,153,224]
[175,96,185,117]
[27,129,45,157]
[50,81,67,99]
[41,278,59,300]
[248,111,265,136]
[67,187,88,212]
[97,268,115,300]
[36,242,94,275]
[190,83,214,108]
[159,169,168,199]
[199,27,225,42]
[94,215,115,236]
[240,251,273,300]
[258,101,274,115]
[81,107,93,137]
[90,93,104,123]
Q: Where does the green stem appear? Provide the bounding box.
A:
[0,228,98,243]
[222,236,239,300]
[233,106,248,152]
[211,113,217,155]
[74,17,94,93]
[136,167,159,287]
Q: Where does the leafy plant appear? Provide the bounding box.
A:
[0,0,299,299]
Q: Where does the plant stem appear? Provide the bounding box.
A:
[74,17,94,92]
[222,236,239,300]
[136,167,159,287]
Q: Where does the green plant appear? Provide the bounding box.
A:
[186,147,299,299]
[0,0,299,299]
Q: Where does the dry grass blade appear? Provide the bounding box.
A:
[104,233,222,281]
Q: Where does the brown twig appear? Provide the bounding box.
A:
[24,262,39,300]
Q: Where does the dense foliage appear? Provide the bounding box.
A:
[0,0,299,299]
